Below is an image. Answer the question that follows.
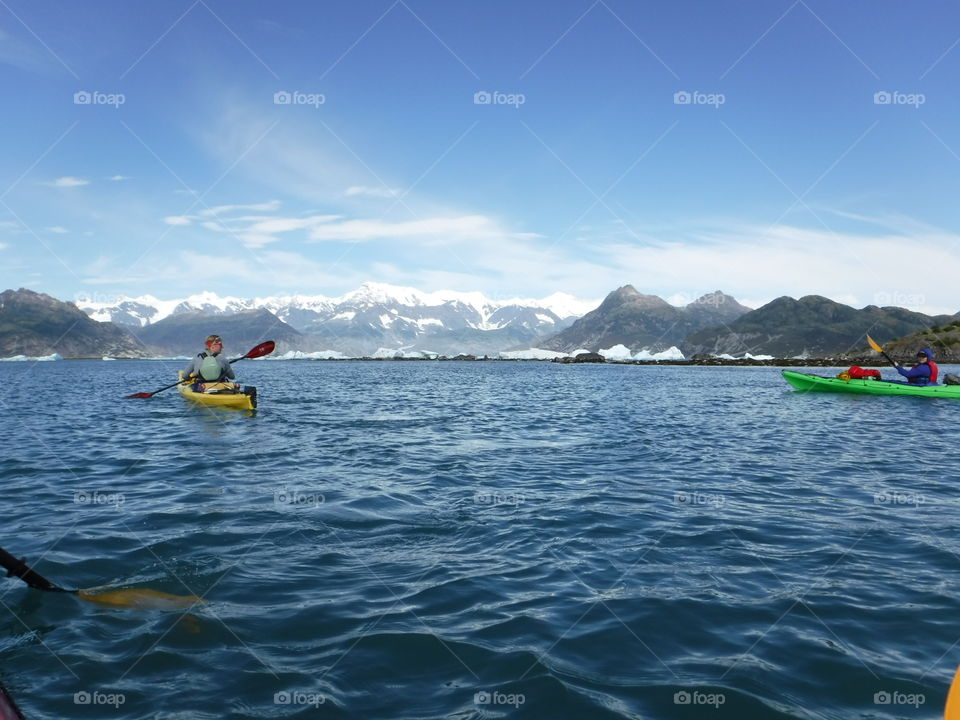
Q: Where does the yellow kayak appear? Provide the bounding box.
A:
[177,371,257,410]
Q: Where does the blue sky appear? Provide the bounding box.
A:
[2,0,960,312]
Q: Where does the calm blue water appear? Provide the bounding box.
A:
[0,360,958,719]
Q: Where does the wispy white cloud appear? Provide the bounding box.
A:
[108,175,130,181]
[305,215,541,243]
[45,226,68,234]
[46,176,89,188]
[198,200,282,216]
[0,28,57,75]
[164,215,192,226]
[344,185,400,198]
[80,249,364,290]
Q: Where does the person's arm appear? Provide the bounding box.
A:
[183,355,199,377]
[221,356,235,380]
[897,364,930,380]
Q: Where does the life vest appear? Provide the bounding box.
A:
[929,360,939,383]
[198,352,224,381]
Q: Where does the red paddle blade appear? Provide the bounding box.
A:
[124,392,154,399]
[244,340,275,359]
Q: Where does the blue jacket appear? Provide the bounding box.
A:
[896,348,935,384]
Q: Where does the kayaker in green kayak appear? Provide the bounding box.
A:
[183,335,238,391]
[895,347,938,385]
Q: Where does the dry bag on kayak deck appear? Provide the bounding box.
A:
[945,373,960,386]
[847,366,881,380]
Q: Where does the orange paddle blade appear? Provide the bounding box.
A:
[77,588,203,610]
[946,664,960,720]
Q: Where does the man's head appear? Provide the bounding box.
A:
[205,335,223,351]
[917,348,933,363]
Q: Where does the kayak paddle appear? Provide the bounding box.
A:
[125,340,275,399]
[0,546,202,610]
[866,334,899,370]
[947,664,960,719]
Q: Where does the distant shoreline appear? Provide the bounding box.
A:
[8,356,896,367]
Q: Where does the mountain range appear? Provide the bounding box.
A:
[79,283,595,357]
[683,295,956,357]
[541,287,750,353]
[1,283,957,360]
[0,288,148,358]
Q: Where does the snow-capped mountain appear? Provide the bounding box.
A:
[77,282,599,356]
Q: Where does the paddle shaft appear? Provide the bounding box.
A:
[878,348,899,369]
[0,546,74,593]
[867,334,900,370]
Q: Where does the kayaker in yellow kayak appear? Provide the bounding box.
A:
[183,335,239,392]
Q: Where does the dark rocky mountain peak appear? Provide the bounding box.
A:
[0,288,148,357]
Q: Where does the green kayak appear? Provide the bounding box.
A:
[782,370,960,398]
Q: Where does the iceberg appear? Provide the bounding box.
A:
[599,345,685,361]
[712,352,774,360]
[598,344,633,361]
[498,348,567,360]
[0,353,62,362]
[634,346,685,361]
[268,350,350,360]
